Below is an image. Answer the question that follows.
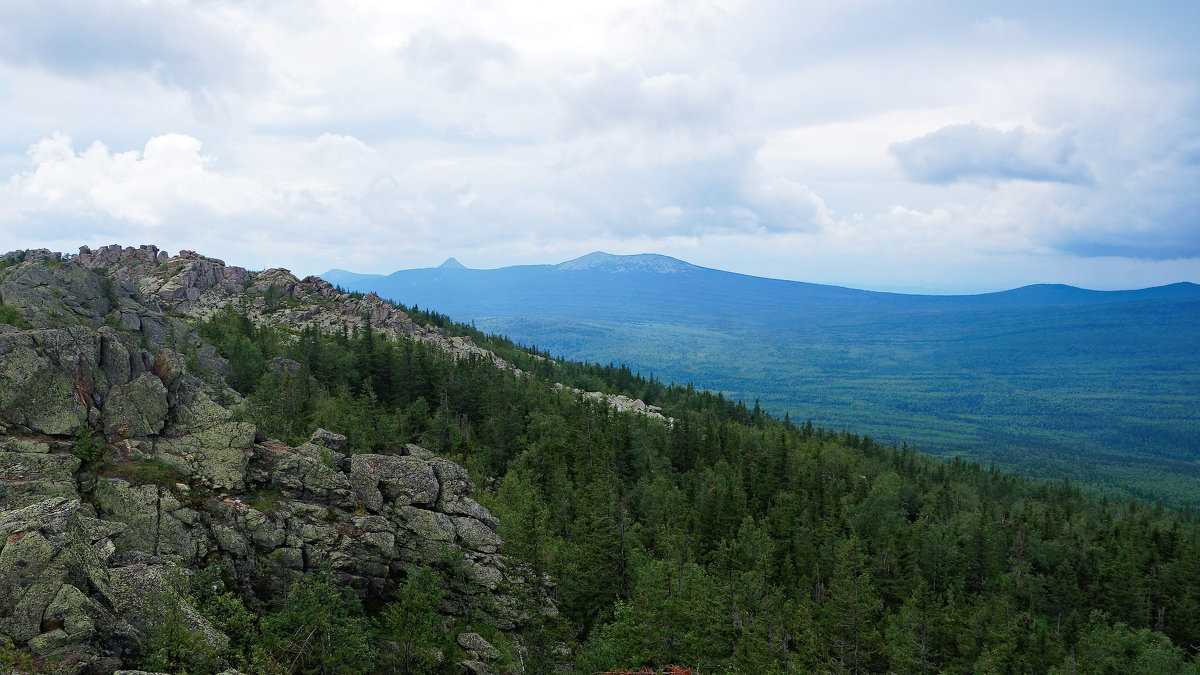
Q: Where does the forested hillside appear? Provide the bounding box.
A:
[3,246,1200,674]
[206,286,1200,673]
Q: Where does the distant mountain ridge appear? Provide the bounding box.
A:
[322,251,1200,504]
[321,251,1200,321]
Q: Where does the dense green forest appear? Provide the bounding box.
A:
[179,302,1200,673]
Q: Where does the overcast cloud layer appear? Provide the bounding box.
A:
[1,0,1197,292]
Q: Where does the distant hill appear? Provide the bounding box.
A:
[324,253,1200,503]
[325,252,1200,321]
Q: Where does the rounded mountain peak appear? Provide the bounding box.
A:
[554,251,696,274]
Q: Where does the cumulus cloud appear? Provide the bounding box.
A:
[16,133,270,225]
[739,173,834,232]
[889,123,1092,185]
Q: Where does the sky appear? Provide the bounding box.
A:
[1,0,1198,293]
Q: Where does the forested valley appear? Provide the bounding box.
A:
[191,300,1200,674]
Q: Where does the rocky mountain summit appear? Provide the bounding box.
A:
[0,245,568,674]
[71,244,502,364]
[551,252,697,274]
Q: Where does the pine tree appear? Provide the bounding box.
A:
[378,567,450,674]
[821,536,884,673]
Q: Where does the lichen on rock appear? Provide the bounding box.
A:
[0,246,560,674]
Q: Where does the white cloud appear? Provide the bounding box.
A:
[17,133,269,225]
[739,172,834,232]
[559,61,746,134]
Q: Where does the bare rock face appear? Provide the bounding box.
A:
[239,433,536,629]
[350,453,440,511]
[0,327,102,436]
[0,446,80,509]
[0,246,562,673]
[63,245,524,374]
[102,373,169,437]
[0,432,550,673]
[0,496,221,672]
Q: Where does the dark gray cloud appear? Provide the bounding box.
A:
[0,0,261,90]
[889,123,1092,185]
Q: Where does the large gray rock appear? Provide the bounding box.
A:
[453,516,504,554]
[457,632,500,660]
[0,498,122,643]
[223,502,286,550]
[0,448,80,508]
[0,437,50,453]
[92,479,208,561]
[248,441,352,504]
[97,327,140,388]
[161,379,232,433]
[93,479,160,553]
[350,454,440,511]
[144,379,254,490]
[0,259,112,328]
[0,328,99,435]
[153,421,255,491]
[102,372,168,437]
[26,583,104,656]
[105,563,229,652]
[308,427,347,452]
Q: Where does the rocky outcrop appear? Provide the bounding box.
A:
[0,496,222,675]
[31,244,667,423]
[102,374,168,437]
[553,383,670,423]
[0,441,80,508]
[0,319,248,495]
[0,326,105,436]
[0,245,695,672]
[69,244,503,368]
[234,432,535,622]
[2,425,549,674]
[0,247,561,673]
